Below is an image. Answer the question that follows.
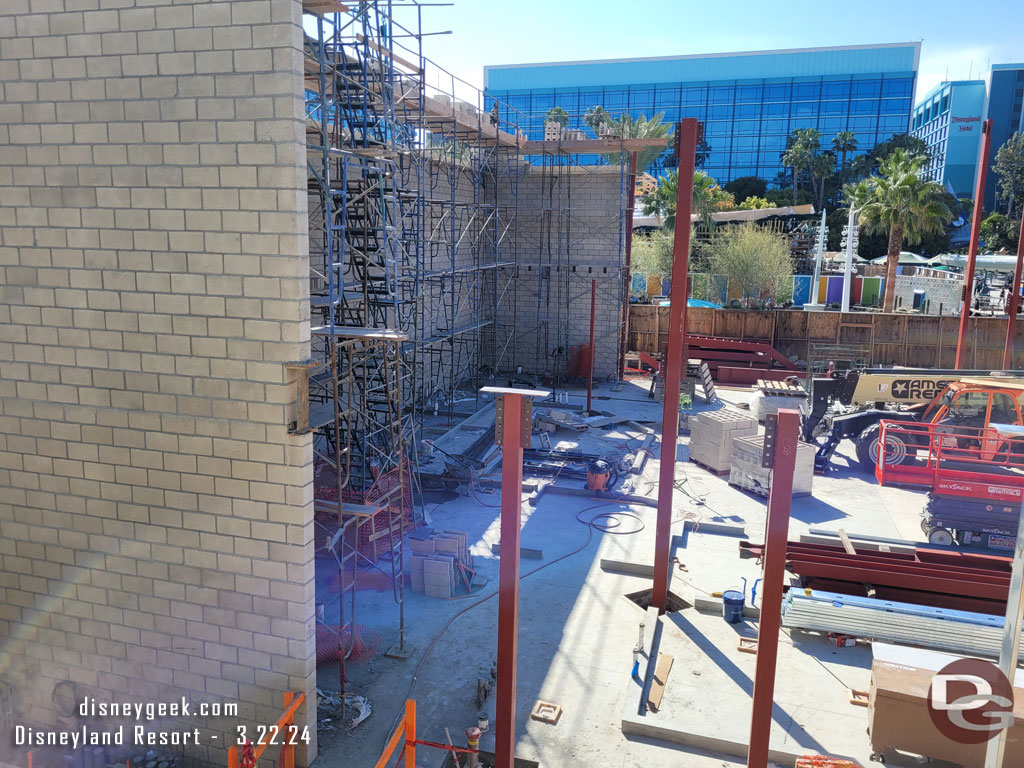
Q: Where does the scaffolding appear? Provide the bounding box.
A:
[297,0,667,699]
[298,0,527,693]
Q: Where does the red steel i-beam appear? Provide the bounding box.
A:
[587,279,596,414]
[1002,207,1024,369]
[652,119,699,614]
[956,119,993,369]
[619,151,639,380]
[481,386,548,768]
[747,408,800,768]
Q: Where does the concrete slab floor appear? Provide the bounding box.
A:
[314,379,930,767]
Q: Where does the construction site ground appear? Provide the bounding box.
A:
[314,378,931,768]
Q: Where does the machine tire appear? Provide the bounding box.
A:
[928,527,955,546]
[855,423,908,473]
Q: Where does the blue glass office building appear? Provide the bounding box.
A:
[484,43,919,185]
[984,63,1024,211]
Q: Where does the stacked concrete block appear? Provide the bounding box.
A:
[688,410,758,473]
[543,120,563,141]
[893,274,964,316]
[0,0,316,764]
[729,435,815,497]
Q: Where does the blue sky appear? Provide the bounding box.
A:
[387,0,1023,105]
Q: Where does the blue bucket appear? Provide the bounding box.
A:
[722,590,745,624]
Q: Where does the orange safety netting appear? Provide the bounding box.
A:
[315,623,382,665]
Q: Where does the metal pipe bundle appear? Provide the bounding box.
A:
[782,589,1024,661]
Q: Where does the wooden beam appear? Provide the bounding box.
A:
[356,33,420,73]
[518,137,670,155]
[302,0,349,16]
[311,326,408,341]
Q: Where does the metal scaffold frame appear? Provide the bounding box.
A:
[298,0,662,706]
[298,0,528,692]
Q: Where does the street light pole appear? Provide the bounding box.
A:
[809,209,826,306]
[841,206,859,314]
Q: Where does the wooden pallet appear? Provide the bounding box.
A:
[697,361,717,403]
[688,456,730,476]
[755,378,806,397]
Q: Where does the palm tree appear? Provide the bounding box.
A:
[781,143,809,205]
[640,169,726,229]
[583,105,612,135]
[602,112,671,172]
[832,131,857,176]
[544,106,569,127]
[809,151,836,210]
[845,149,953,313]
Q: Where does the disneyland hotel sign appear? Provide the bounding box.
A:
[952,115,981,132]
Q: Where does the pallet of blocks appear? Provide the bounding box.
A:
[688,409,758,474]
[729,434,814,497]
[408,529,473,598]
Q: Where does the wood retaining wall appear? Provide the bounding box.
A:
[627,305,1024,370]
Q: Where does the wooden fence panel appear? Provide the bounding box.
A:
[627,306,1024,371]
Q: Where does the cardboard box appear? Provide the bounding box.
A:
[869,644,1024,767]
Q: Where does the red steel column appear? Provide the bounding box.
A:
[955,119,993,369]
[481,386,547,768]
[746,408,800,768]
[587,279,596,414]
[619,151,639,379]
[652,120,698,613]
[1002,207,1024,369]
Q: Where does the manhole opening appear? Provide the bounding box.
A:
[624,588,689,613]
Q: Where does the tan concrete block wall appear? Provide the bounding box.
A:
[0,0,316,763]
[500,165,627,379]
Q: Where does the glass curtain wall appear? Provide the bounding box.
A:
[486,75,913,184]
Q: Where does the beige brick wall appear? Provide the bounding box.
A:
[501,165,627,379]
[0,0,317,763]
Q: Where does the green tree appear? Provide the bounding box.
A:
[583,105,612,134]
[850,134,930,180]
[809,150,837,211]
[630,227,676,278]
[724,176,767,202]
[764,186,813,208]
[845,150,953,313]
[640,169,730,229]
[602,112,671,172]
[980,212,1021,251]
[738,195,772,210]
[708,224,794,306]
[781,128,836,209]
[832,131,858,176]
[993,132,1024,217]
[781,137,811,205]
[544,106,569,126]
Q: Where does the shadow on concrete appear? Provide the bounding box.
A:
[788,496,850,525]
[665,609,830,756]
[784,628,876,671]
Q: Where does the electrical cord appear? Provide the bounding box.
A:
[401,495,647,707]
